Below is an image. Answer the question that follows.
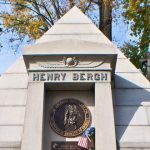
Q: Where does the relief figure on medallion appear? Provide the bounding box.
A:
[50,99,91,137]
[64,104,81,131]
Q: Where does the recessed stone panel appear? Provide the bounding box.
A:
[0,89,27,106]
[115,73,150,88]
[116,126,150,148]
[5,58,27,74]
[0,126,23,147]
[0,107,25,125]
[114,106,148,125]
[0,147,20,150]
[0,74,28,89]
[116,59,140,73]
[37,34,111,44]
[113,89,150,106]
[45,24,102,35]
[146,107,150,125]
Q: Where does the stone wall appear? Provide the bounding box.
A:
[113,51,150,150]
[0,58,28,150]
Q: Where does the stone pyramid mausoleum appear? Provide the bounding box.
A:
[0,6,150,150]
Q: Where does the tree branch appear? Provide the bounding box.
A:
[51,0,61,19]
[83,0,93,13]
[0,1,51,27]
[40,0,54,25]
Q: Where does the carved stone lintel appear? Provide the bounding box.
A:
[37,57,105,69]
[63,57,78,67]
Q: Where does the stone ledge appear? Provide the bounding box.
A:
[0,148,20,150]
[116,126,150,148]
[0,141,21,148]
[0,74,28,89]
[114,106,148,126]
[113,89,150,106]
[0,89,27,106]
[115,73,150,89]
[0,107,25,125]
[119,142,150,149]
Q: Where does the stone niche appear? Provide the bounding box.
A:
[44,83,95,150]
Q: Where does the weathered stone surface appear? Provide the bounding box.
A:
[56,6,93,24]
[0,148,20,150]
[37,6,111,45]
[146,107,150,125]
[0,89,27,106]
[114,106,148,125]
[36,34,110,44]
[115,73,150,88]
[113,89,150,106]
[29,55,110,71]
[43,24,102,35]
[0,74,28,89]
[120,148,150,150]
[21,83,44,150]
[116,59,140,73]
[116,126,150,148]
[24,39,117,55]
[0,126,22,147]
[95,83,116,150]
[5,58,27,74]
[117,50,127,59]
[0,107,25,125]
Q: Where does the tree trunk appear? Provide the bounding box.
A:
[68,0,75,9]
[99,0,112,41]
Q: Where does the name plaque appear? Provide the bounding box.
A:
[51,142,81,150]
[29,71,110,82]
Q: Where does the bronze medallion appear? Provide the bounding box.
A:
[49,99,91,137]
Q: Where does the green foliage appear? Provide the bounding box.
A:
[0,0,150,75]
[121,42,147,74]
[0,0,96,40]
[122,0,150,73]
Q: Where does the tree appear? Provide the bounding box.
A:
[0,0,149,74]
[121,0,150,74]
[0,0,113,40]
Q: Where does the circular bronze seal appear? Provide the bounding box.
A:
[49,99,91,138]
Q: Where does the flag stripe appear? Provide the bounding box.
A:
[78,136,89,149]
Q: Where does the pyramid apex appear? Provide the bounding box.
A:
[36,6,112,44]
[70,5,79,9]
[56,5,92,24]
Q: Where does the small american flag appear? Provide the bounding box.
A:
[78,133,90,149]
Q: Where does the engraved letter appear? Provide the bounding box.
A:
[73,73,79,80]
[40,73,46,81]
[33,73,39,81]
[101,73,108,81]
[80,73,86,80]
[94,73,100,81]
[61,73,66,81]
[47,73,53,81]
[87,73,93,80]
[54,73,60,81]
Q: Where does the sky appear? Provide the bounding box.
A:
[0,4,132,75]
[0,30,27,74]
